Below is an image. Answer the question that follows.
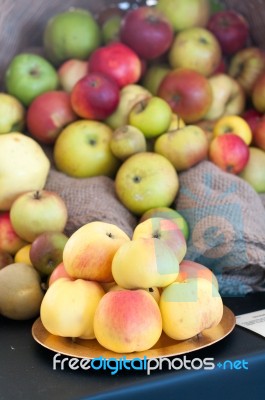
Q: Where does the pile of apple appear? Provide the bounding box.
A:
[40,218,223,353]
[0,0,265,333]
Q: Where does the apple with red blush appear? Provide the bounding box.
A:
[26,91,77,144]
[70,72,120,120]
[242,108,263,134]
[58,59,88,92]
[120,6,174,60]
[251,117,265,151]
[0,211,28,255]
[88,42,142,88]
[207,10,249,56]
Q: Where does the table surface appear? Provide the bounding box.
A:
[1,292,265,400]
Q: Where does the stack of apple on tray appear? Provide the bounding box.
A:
[0,0,265,352]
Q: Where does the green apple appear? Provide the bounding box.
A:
[44,8,101,66]
[10,190,68,243]
[156,0,210,32]
[239,147,265,193]
[128,96,173,139]
[141,64,171,95]
[155,125,209,171]
[102,15,122,44]
[110,125,147,161]
[54,120,120,178]
[0,133,50,211]
[168,27,221,77]
[105,84,152,130]
[30,231,68,276]
[5,53,59,106]
[139,206,189,241]
[115,152,179,215]
[0,93,25,134]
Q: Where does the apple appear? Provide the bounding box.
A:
[63,221,130,282]
[53,120,120,178]
[207,10,249,55]
[167,113,186,131]
[26,90,77,144]
[154,125,209,171]
[195,119,215,143]
[141,63,171,95]
[159,277,223,340]
[89,42,142,88]
[57,59,89,92]
[29,232,68,276]
[168,27,222,77]
[228,47,265,94]
[5,53,59,106]
[213,114,252,145]
[43,8,101,66]
[100,12,123,44]
[93,289,162,353]
[0,250,13,270]
[120,6,174,60]
[128,96,172,139]
[251,72,265,113]
[0,93,25,134]
[212,57,227,75]
[108,284,161,304]
[251,117,265,151]
[70,72,120,120]
[0,133,50,211]
[242,108,263,134]
[115,152,179,215]
[10,190,68,243]
[155,0,210,32]
[158,68,213,123]
[239,147,265,193]
[209,133,250,174]
[14,244,32,266]
[112,237,179,289]
[0,211,28,255]
[110,125,147,161]
[177,260,219,289]
[139,206,189,241]
[105,83,151,130]
[133,217,187,263]
[48,262,73,286]
[204,73,246,120]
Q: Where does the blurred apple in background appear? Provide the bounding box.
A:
[204,73,245,120]
[155,125,208,171]
[251,71,265,113]
[89,42,141,88]
[110,125,147,161]
[5,53,59,106]
[207,10,249,55]
[70,72,120,120]
[168,27,221,77]
[105,84,151,129]
[0,250,13,270]
[48,262,73,286]
[0,133,50,211]
[251,117,265,151]
[30,231,69,276]
[242,108,263,134]
[0,211,28,255]
[128,96,172,139]
[10,190,68,242]
[120,6,174,60]
[158,68,213,123]
[156,0,210,32]
[141,63,171,95]
[43,8,102,66]
[239,147,265,193]
[177,260,219,289]
[58,59,88,92]
[54,120,120,178]
[213,114,252,145]
[26,91,77,144]
[0,93,25,134]
[97,7,124,44]
[212,57,227,75]
[209,133,250,174]
[228,47,265,94]
[115,152,179,215]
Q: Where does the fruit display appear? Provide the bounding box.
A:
[1,0,265,358]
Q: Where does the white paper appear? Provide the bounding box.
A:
[236,309,265,338]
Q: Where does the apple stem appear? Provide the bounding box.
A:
[34,190,41,200]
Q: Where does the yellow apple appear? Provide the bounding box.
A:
[213,115,252,145]
[0,93,25,134]
[14,244,32,266]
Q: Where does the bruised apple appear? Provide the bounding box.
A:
[93,289,162,353]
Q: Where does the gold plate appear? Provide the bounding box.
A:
[32,306,235,360]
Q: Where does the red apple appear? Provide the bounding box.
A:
[212,57,227,75]
[0,211,28,255]
[70,72,120,120]
[48,261,73,286]
[207,10,249,55]
[88,42,142,88]
[0,250,13,270]
[209,133,250,174]
[242,108,263,134]
[58,59,89,92]
[26,91,77,144]
[120,6,174,60]
[251,117,265,151]
[158,68,213,123]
